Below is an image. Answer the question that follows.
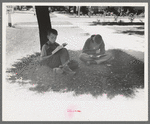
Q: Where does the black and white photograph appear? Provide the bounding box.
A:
[2,2,148,121]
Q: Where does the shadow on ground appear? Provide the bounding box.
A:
[89,21,144,26]
[6,49,144,99]
[113,28,144,36]
[108,26,144,36]
[120,30,144,35]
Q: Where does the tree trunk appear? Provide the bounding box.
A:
[68,6,71,13]
[8,11,12,27]
[78,6,80,17]
[73,6,76,14]
[35,6,52,50]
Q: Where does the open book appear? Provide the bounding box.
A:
[52,43,67,55]
[90,54,106,59]
[96,54,106,58]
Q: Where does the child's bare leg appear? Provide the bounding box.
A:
[58,48,70,65]
[95,53,112,64]
[56,48,75,74]
[79,53,95,63]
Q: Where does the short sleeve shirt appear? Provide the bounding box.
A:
[41,42,59,57]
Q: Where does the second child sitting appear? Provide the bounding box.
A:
[79,34,112,65]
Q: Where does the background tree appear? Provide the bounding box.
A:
[35,6,52,50]
[68,6,72,13]
[73,6,77,14]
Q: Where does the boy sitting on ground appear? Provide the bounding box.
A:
[79,34,112,65]
[40,28,76,75]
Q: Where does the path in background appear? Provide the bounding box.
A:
[6,12,145,62]
[53,12,145,62]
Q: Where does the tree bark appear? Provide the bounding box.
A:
[35,6,52,50]
[78,6,80,17]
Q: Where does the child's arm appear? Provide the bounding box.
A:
[96,41,105,55]
[52,45,63,54]
[84,50,96,54]
[40,54,52,61]
[82,39,96,54]
[52,43,67,54]
[40,45,52,61]
[89,54,106,58]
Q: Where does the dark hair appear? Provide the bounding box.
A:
[91,34,95,38]
[47,28,58,36]
[95,34,103,44]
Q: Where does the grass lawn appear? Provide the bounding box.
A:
[5,23,144,99]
